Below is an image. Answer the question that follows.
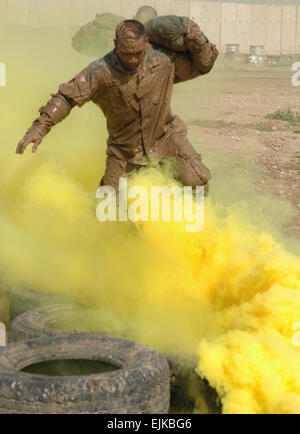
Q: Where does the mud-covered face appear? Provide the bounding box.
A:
[114,36,149,70]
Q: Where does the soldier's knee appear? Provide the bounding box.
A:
[100,175,121,193]
[177,161,211,186]
[179,171,202,187]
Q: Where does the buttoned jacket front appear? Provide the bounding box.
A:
[56,41,218,165]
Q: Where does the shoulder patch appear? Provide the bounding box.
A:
[86,57,108,80]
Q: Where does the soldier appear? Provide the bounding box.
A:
[16,19,218,195]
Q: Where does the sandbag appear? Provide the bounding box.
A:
[145,15,198,52]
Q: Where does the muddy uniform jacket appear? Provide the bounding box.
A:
[39,39,218,188]
[35,38,218,188]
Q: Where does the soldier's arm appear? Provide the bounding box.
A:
[174,25,219,84]
[16,63,102,154]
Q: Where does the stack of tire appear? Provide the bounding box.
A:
[0,288,170,414]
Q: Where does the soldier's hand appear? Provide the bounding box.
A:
[185,25,207,53]
[16,132,42,155]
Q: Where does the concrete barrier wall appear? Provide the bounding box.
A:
[155,0,173,16]
[281,5,297,54]
[237,4,251,54]
[250,4,267,46]
[266,5,281,55]
[2,0,300,55]
[297,6,300,54]
[220,2,238,53]
[171,0,190,16]
[190,0,221,49]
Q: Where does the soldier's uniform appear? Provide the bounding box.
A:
[24,35,218,193]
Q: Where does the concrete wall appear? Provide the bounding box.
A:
[220,2,238,52]
[297,6,300,54]
[190,0,222,49]
[250,4,267,46]
[281,5,298,54]
[237,4,252,54]
[1,0,300,54]
[266,5,281,55]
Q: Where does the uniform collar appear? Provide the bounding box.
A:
[110,44,159,74]
[110,49,136,73]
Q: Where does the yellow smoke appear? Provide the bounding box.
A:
[0,25,300,414]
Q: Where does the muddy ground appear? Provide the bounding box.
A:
[173,55,300,253]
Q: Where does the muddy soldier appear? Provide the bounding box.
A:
[16,19,218,194]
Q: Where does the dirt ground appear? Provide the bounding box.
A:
[173,55,300,250]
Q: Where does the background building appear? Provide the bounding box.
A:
[0,0,299,54]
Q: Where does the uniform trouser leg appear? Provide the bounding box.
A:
[160,133,212,195]
[100,155,140,192]
[100,135,211,194]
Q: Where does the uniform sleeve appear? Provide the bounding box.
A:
[20,61,105,146]
[174,40,219,84]
[54,61,104,108]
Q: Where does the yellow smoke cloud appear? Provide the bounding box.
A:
[0,25,300,414]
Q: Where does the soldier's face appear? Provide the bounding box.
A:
[114,36,149,70]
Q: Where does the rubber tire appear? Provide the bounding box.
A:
[168,358,221,414]
[0,334,170,414]
[9,287,72,322]
[9,307,220,412]
[9,304,129,343]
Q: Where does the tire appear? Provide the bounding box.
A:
[9,287,72,322]
[9,304,130,343]
[168,358,221,414]
[0,334,170,414]
[9,304,83,342]
[9,307,220,412]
